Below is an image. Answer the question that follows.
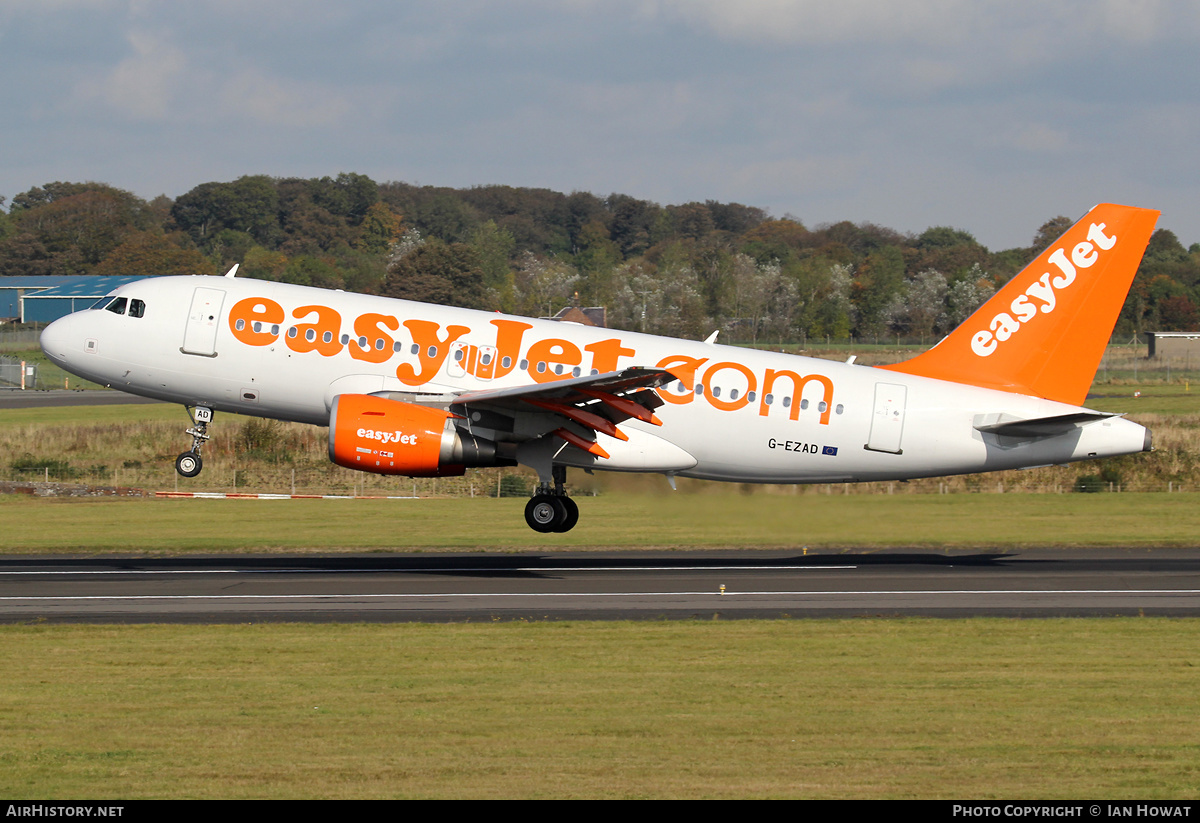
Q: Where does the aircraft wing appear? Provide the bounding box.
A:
[447,366,680,459]
[451,366,677,407]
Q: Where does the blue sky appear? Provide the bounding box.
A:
[2,0,1198,250]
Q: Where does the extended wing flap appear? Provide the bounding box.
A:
[448,366,681,455]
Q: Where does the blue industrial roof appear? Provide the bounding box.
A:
[18,275,158,299]
[0,276,88,290]
[5,275,164,322]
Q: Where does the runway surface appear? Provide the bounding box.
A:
[2,548,1199,622]
[0,389,164,408]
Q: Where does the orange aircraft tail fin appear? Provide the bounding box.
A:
[880,203,1160,405]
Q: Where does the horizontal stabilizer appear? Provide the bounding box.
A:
[975,411,1119,439]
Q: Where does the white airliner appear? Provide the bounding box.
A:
[40,203,1159,532]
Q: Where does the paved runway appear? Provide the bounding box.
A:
[0,389,164,408]
[2,548,1199,622]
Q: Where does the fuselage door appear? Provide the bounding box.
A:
[181,287,226,357]
[866,382,907,454]
[475,345,498,381]
[447,341,469,378]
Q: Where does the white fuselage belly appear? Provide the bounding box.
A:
[41,275,1148,484]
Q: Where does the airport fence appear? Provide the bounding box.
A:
[0,355,38,389]
[0,328,43,350]
[2,460,1197,498]
[1,463,562,499]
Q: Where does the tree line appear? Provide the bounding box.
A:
[2,175,1197,341]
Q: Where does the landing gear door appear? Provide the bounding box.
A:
[181,287,226,357]
[866,382,906,454]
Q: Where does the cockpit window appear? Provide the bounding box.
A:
[90,296,118,310]
[129,299,146,318]
[104,297,128,316]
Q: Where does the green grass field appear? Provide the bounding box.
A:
[2,620,1198,799]
[3,492,1200,553]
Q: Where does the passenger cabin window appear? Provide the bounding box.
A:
[105,297,128,315]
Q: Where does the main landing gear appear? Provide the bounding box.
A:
[524,465,579,533]
[175,406,213,478]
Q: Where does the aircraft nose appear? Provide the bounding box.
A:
[40,315,74,365]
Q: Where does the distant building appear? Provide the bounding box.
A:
[0,277,76,322]
[0,275,156,324]
[546,306,607,328]
[1145,331,1200,359]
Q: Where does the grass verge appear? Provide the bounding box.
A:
[1,619,1197,799]
[3,492,1200,553]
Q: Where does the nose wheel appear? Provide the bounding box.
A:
[175,451,203,478]
[175,406,213,478]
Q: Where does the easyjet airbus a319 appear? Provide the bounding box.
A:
[40,203,1159,532]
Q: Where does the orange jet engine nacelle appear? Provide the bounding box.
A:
[328,393,500,477]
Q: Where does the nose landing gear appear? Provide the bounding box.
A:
[175,406,212,478]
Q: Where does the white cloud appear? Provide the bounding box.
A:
[729,154,867,198]
[0,0,115,9]
[218,70,355,128]
[645,0,980,46]
[1098,0,1167,42]
[74,29,186,120]
[646,0,1195,46]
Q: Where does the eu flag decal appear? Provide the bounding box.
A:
[822,446,838,456]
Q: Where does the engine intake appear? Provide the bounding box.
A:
[328,394,499,477]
